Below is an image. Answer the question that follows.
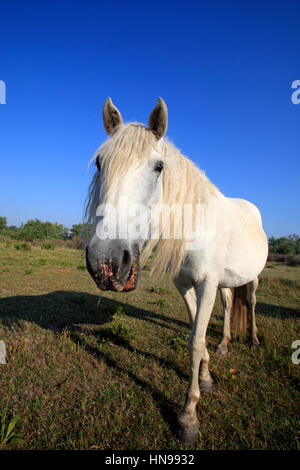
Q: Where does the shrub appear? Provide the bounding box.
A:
[42,243,55,250]
[267,253,286,263]
[22,243,31,251]
[65,236,85,250]
[14,219,69,241]
[14,242,31,251]
[286,255,300,267]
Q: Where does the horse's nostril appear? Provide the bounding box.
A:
[122,250,130,267]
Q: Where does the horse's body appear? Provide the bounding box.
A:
[175,196,267,288]
[85,97,268,444]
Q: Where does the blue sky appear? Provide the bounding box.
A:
[0,0,299,237]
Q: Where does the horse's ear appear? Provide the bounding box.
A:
[148,97,168,139]
[102,97,123,135]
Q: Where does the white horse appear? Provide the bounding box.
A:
[85,97,268,444]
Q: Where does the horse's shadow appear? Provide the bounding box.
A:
[0,290,189,329]
[0,290,188,437]
[256,302,300,319]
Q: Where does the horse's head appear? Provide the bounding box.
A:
[86,97,168,292]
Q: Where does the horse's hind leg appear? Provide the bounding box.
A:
[216,287,233,357]
[246,276,260,349]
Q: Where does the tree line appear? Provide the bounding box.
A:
[0,216,299,255]
[0,216,91,241]
[268,234,300,255]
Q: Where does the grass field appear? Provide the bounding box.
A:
[0,241,299,450]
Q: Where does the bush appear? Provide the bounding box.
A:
[286,255,300,267]
[0,217,7,232]
[267,253,287,263]
[65,236,85,250]
[14,242,31,251]
[268,235,300,256]
[42,243,55,250]
[15,219,69,241]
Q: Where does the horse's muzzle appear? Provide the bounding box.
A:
[86,242,140,292]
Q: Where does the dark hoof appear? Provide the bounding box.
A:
[199,380,213,393]
[251,342,260,351]
[178,425,199,445]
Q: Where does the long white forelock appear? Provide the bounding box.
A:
[90,123,165,162]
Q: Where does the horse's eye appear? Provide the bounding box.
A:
[154,161,164,175]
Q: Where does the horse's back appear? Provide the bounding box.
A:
[228,198,263,227]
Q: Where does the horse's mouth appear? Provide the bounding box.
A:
[94,254,140,292]
[122,255,140,291]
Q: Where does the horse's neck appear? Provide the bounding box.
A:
[164,145,223,208]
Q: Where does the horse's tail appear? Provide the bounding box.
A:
[232,285,249,339]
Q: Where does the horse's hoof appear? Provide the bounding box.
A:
[216,345,228,358]
[251,342,260,351]
[178,425,199,445]
[199,380,213,393]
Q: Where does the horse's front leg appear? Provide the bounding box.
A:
[178,280,217,444]
[174,279,197,327]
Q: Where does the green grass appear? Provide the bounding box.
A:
[0,242,299,450]
[77,264,86,271]
[14,242,31,251]
[262,261,300,280]
[0,400,23,449]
